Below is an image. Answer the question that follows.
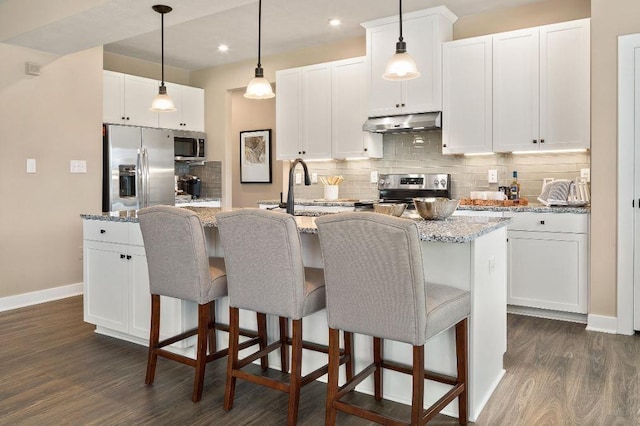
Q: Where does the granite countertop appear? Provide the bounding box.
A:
[259,199,590,214]
[174,197,221,205]
[81,207,510,243]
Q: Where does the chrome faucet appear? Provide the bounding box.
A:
[287,158,311,215]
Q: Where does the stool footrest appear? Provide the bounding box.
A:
[238,341,281,368]
[334,400,406,426]
[381,360,459,386]
[423,383,465,424]
[156,348,196,367]
[232,369,290,393]
[336,362,377,400]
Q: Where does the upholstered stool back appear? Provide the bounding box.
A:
[216,209,310,320]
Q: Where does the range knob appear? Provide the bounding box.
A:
[433,179,440,187]
[440,179,447,187]
[379,178,389,187]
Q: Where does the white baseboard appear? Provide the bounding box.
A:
[507,305,587,324]
[586,314,618,334]
[0,283,83,313]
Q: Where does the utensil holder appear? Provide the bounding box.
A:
[324,185,339,201]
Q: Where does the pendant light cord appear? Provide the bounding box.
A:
[257,0,262,68]
[398,0,403,42]
[161,11,165,86]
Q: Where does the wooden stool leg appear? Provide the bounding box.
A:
[279,316,289,373]
[373,337,383,401]
[456,318,469,425]
[287,319,303,426]
[411,345,425,425]
[325,327,341,426]
[257,312,268,370]
[343,331,354,382]
[224,307,240,411]
[145,294,160,385]
[192,303,209,402]
[208,301,217,355]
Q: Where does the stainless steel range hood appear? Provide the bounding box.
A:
[362,112,442,133]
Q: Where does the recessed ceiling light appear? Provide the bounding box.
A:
[218,44,229,52]
[328,18,341,27]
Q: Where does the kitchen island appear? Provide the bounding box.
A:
[81,208,509,421]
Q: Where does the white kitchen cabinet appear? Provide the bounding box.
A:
[362,7,456,117]
[331,57,383,159]
[493,19,590,152]
[276,58,381,160]
[276,65,332,160]
[103,71,159,128]
[158,82,205,132]
[442,36,493,154]
[83,219,196,346]
[504,212,588,313]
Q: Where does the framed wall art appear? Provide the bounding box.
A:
[240,129,272,184]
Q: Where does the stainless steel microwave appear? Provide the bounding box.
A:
[174,130,206,161]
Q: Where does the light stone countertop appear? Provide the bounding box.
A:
[81,207,510,243]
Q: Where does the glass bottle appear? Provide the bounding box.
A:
[510,171,520,200]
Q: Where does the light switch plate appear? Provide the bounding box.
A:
[295,172,302,185]
[70,160,87,173]
[370,170,379,184]
[26,158,36,173]
[488,169,498,184]
[311,172,318,184]
[580,168,590,182]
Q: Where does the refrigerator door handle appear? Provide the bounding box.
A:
[143,147,150,208]
[136,148,144,208]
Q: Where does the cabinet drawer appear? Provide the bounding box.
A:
[83,220,129,244]
[504,212,587,233]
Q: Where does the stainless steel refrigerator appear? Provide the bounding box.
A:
[102,124,175,212]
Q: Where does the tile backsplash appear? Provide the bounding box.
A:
[292,131,590,201]
[175,161,222,199]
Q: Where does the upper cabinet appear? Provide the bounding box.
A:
[443,18,590,154]
[103,71,205,132]
[276,57,382,161]
[362,7,457,118]
[442,36,493,154]
[103,71,159,128]
[157,83,205,132]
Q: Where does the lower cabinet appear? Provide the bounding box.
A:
[83,219,196,345]
[505,212,588,313]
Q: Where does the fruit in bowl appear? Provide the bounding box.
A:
[413,197,460,220]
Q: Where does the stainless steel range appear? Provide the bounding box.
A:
[355,173,451,210]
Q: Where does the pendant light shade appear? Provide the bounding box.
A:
[245,0,274,99]
[150,4,176,112]
[382,0,420,81]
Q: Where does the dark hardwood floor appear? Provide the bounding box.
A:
[1,296,638,424]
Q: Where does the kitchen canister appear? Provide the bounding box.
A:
[324,185,339,201]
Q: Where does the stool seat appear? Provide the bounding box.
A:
[426,283,470,340]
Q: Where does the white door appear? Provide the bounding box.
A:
[157,82,182,130]
[180,85,205,132]
[302,63,332,159]
[331,57,367,159]
[103,70,125,124]
[367,23,403,117]
[275,68,303,160]
[124,75,159,128]
[402,15,439,114]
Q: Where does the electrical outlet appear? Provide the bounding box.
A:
[295,172,302,184]
[311,172,318,184]
[26,158,36,173]
[370,170,379,183]
[580,168,590,182]
[70,160,87,173]
[488,169,498,184]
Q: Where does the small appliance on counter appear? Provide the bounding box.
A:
[354,173,452,211]
[179,175,201,198]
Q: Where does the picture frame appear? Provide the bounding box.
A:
[240,129,272,184]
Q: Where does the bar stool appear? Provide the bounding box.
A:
[137,205,265,402]
[316,212,470,425]
[215,209,353,426]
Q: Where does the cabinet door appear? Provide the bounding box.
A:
[302,63,332,159]
[367,23,403,117]
[332,57,368,159]
[103,71,125,124]
[157,82,182,130]
[493,28,540,152]
[124,75,160,128]
[539,19,590,150]
[443,36,493,154]
[275,68,303,160]
[401,15,439,114]
[180,85,205,132]
[507,230,587,313]
[83,241,129,332]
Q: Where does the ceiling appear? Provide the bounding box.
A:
[2,0,544,71]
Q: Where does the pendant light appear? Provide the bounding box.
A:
[383,0,420,81]
[244,0,275,99]
[150,4,176,111]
